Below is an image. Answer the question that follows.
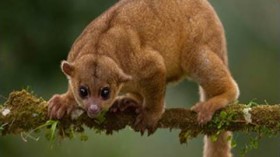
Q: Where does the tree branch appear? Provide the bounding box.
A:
[0,90,280,143]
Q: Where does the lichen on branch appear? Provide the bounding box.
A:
[0,90,280,143]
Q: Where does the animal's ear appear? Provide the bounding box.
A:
[61,60,74,78]
[118,69,132,83]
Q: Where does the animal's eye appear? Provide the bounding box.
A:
[100,87,110,100]
[79,86,89,99]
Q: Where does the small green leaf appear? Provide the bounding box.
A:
[210,131,221,142]
[217,122,223,129]
[50,121,59,142]
[247,99,258,107]
[210,135,218,142]
[226,135,232,141]
[231,140,237,148]
[220,111,227,119]
[226,135,237,148]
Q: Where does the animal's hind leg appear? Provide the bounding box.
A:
[183,46,239,124]
[182,46,238,157]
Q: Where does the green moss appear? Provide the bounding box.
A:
[0,90,48,135]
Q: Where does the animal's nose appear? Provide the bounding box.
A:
[87,104,100,118]
[89,104,99,113]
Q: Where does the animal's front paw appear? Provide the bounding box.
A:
[48,94,75,119]
[134,110,163,136]
[191,102,215,124]
[110,96,142,113]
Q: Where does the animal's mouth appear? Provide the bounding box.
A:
[86,104,101,118]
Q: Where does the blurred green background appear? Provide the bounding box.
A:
[0,0,279,156]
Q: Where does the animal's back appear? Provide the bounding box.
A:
[112,0,227,80]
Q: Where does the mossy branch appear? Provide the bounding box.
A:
[1,90,280,143]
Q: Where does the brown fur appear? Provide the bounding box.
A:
[48,0,239,156]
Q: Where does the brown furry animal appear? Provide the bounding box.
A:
[48,0,239,156]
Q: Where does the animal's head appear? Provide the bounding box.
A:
[61,54,131,118]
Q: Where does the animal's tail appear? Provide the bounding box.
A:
[203,131,232,157]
